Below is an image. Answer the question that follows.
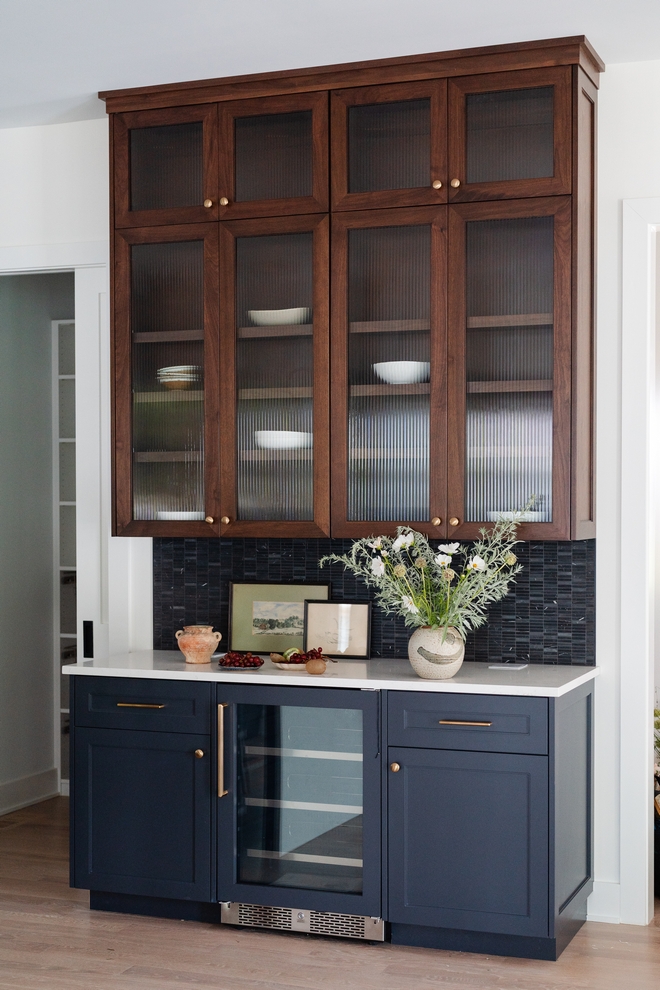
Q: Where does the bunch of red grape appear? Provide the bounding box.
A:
[218,651,264,668]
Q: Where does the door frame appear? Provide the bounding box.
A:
[0,241,153,793]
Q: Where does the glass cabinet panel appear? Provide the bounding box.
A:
[114,106,218,227]
[348,99,430,193]
[465,87,554,184]
[235,232,314,521]
[219,93,328,217]
[236,703,364,894]
[347,224,431,522]
[235,112,313,202]
[463,215,554,523]
[130,239,206,522]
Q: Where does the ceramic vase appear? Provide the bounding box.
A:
[407,625,465,680]
[175,624,221,664]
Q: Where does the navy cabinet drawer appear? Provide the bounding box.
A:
[73,676,212,733]
[387,692,548,755]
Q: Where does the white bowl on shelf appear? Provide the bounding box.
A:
[373,361,430,384]
[486,510,547,522]
[254,430,313,449]
[156,511,206,521]
[157,365,201,390]
[248,308,311,326]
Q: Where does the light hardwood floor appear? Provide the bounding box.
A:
[0,798,658,990]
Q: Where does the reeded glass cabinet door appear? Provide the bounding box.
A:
[331,81,447,211]
[218,92,328,219]
[113,224,220,536]
[331,207,446,538]
[447,198,572,540]
[216,684,381,916]
[219,215,330,536]
[448,67,572,201]
[113,105,219,227]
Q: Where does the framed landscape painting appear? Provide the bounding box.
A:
[228,582,330,653]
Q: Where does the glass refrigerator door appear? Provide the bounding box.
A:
[236,704,364,894]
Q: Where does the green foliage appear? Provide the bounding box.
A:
[320,517,522,641]
[654,707,660,760]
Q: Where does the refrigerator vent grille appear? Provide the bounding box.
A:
[221,901,384,941]
[237,903,292,930]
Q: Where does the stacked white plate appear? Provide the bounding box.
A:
[157,365,201,389]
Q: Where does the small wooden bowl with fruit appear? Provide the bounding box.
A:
[270,647,336,675]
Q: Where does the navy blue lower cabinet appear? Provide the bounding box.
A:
[387,747,549,937]
[215,683,382,918]
[72,725,212,901]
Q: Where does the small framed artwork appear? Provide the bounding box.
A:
[228,582,330,653]
[304,600,372,659]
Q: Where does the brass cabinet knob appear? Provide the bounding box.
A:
[194,749,204,759]
[205,516,214,524]
[219,196,229,206]
[390,762,401,773]
[203,198,213,208]
[449,517,460,527]
[432,180,443,189]
[450,178,461,188]
[220,516,230,525]
[431,517,442,527]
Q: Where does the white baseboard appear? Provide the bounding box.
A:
[60,779,70,797]
[0,768,59,817]
[587,881,621,923]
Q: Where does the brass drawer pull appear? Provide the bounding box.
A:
[116,702,166,709]
[438,719,492,727]
[218,703,228,797]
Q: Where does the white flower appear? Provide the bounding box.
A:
[402,595,420,614]
[467,555,486,572]
[435,553,452,567]
[368,537,383,550]
[392,532,414,551]
[371,556,386,576]
[438,543,459,555]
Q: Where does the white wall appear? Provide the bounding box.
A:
[0,118,108,251]
[0,273,74,814]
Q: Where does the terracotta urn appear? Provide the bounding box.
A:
[407,626,465,680]
[175,624,221,664]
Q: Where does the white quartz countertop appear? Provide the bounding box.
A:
[63,651,598,698]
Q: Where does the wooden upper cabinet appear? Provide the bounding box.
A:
[217,213,330,537]
[331,81,447,211]
[113,105,219,228]
[447,66,572,202]
[218,92,329,219]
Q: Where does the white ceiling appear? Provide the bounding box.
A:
[2,0,660,128]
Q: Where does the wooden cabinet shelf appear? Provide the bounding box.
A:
[132,330,204,343]
[238,387,313,400]
[350,383,430,396]
[349,319,429,334]
[239,448,313,461]
[134,451,202,462]
[466,380,553,394]
[466,314,553,329]
[237,323,313,339]
[134,391,204,403]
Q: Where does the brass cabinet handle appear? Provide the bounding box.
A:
[195,749,205,759]
[218,703,228,797]
[220,516,230,525]
[432,180,443,189]
[205,516,214,524]
[390,762,400,772]
[450,178,461,188]
[449,517,460,527]
[203,198,213,208]
[219,196,229,206]
[438,719,493,726]
[431,517,442,526]
[116,702,166,709]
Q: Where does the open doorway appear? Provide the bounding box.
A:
[0,273,74,813]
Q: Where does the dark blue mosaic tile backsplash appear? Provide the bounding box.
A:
[153,538,595,665]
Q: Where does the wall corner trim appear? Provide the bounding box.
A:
[586,881,621,924]
[0,768,59,817]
